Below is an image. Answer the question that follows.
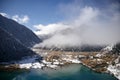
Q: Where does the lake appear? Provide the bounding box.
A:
[0,64,118,80]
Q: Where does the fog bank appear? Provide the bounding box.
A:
[34,1,120,49]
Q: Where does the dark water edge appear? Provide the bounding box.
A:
[0,64,118,80]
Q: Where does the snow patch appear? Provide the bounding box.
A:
[103,45,113,51]
[107,64,120,80]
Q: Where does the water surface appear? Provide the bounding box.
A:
[0,64,118,80]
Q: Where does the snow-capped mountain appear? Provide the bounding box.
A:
[112,43,120,55]
[101,43,120,79]
[102,43,120,55]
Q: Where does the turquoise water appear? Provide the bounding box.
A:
[0,64,118,80]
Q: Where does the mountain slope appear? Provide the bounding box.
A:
[0,15,42,47]
[112,43,120,55]
[0,27,35,62]
[34,44,104,52]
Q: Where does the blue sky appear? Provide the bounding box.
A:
[0,0,119,30]
[0,0,73,30]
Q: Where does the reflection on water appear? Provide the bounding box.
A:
[0,64,118,80]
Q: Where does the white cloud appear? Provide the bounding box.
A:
[34,23,69,35]
[34,6,120,49]
[0,12,9,17]
[0,12,29,24]
[12,15,29,24]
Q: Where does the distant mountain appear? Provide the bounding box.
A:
[34,44,104,52]
[112,43,120,55]
[0,27,35,62]
[0,15,42,47]
[101,43,120,55]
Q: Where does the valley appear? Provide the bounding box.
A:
[0,47,119,79]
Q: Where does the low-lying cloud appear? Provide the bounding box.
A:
[34,1,120,49]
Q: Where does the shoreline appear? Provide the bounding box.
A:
[0,61,119,80]
[0,51,119,80]
[0,61,118,80]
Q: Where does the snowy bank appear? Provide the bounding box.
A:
[107,64,120,80]
[16,54,81,69]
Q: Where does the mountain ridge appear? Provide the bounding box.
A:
[0,14,42,47]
